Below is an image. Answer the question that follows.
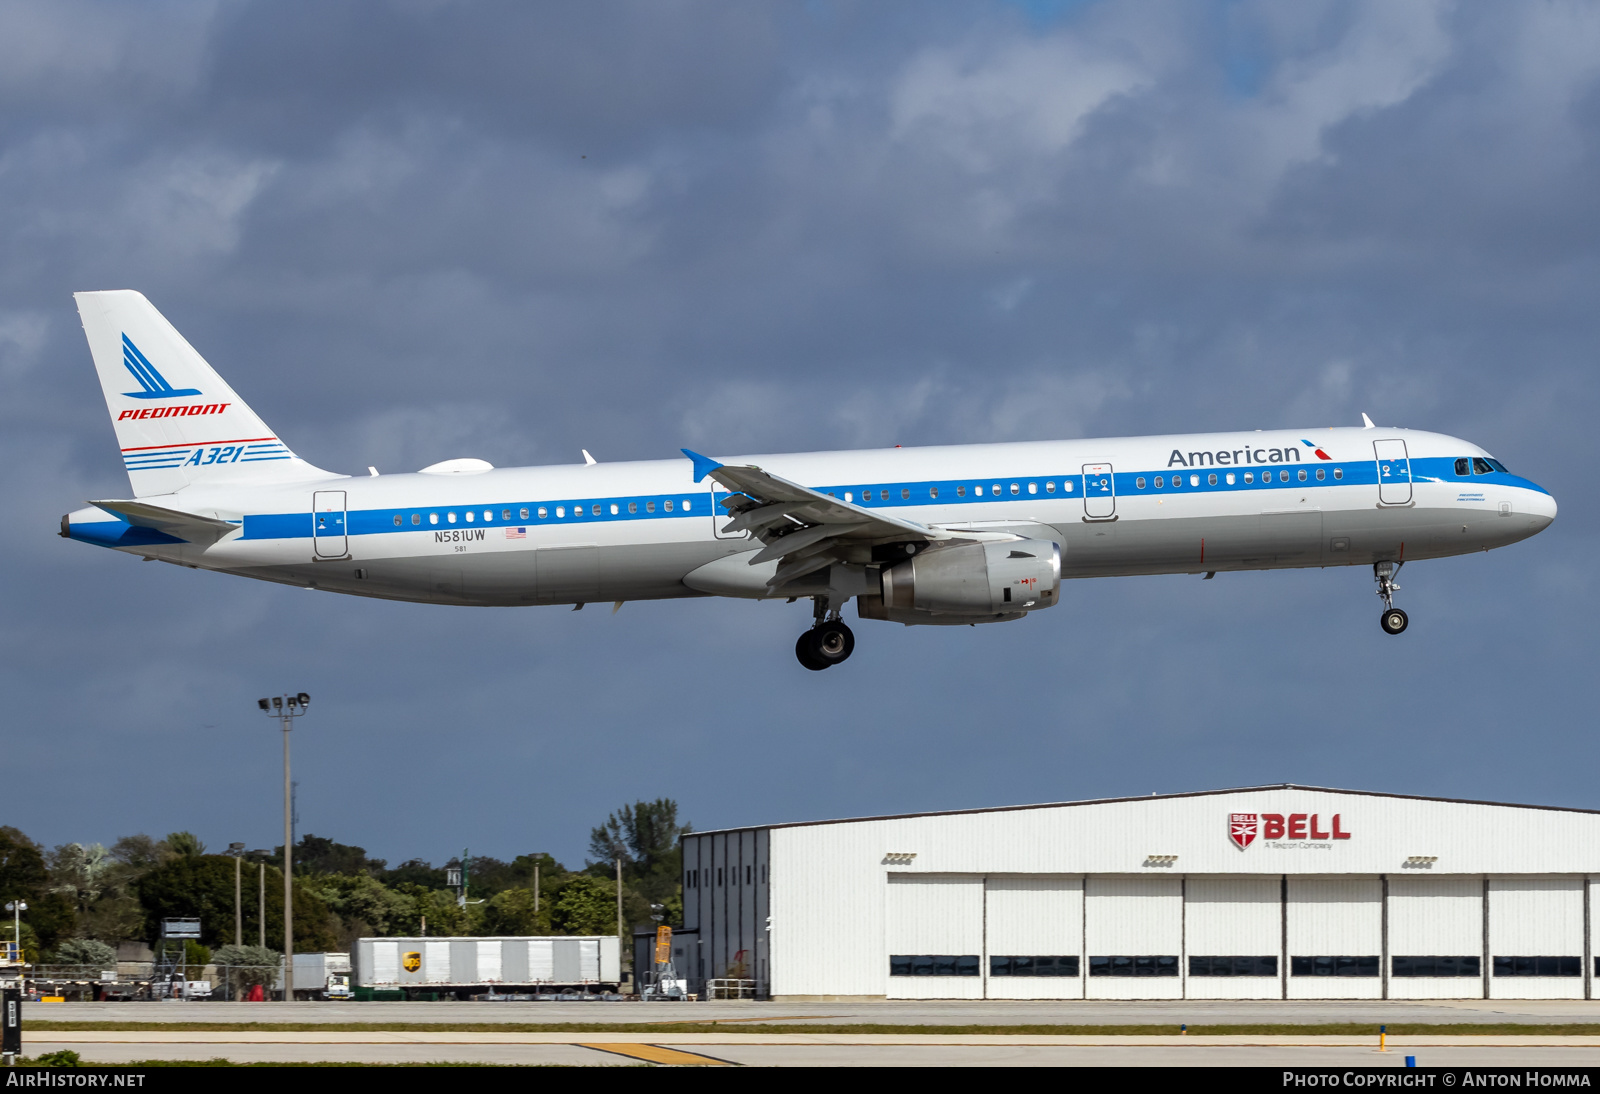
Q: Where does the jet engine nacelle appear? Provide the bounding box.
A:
[859,538,1061,625]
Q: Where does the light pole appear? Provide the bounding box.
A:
[612,842,625,969]
[258,692,309,1002]
[226,843,245,948]
[3,902,24,962]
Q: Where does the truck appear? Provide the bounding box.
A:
[291,952,352,1000]
[353,936,621,999]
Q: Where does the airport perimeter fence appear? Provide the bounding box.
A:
[11,963,288,1001]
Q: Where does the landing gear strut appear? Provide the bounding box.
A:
[795,598,856,670]
[1375,561,1407,635]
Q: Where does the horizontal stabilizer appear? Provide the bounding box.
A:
[88,500,239,546]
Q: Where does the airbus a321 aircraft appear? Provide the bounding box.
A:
[62,291,1557,669]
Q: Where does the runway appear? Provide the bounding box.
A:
[23,999,1600,1066]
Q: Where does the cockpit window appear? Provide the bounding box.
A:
[1487,458,1509,473]
[1472,458,1494,475]
[1455,458,1470,476]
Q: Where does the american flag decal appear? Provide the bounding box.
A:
[505,527,526,539]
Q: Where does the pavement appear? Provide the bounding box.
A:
[27,999,1600,1066]
[36,996,1600,1025]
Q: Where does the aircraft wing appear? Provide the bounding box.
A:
[682,449,995,588]
[88,499,240,547]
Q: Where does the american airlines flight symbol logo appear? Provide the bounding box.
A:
[121,333,201,400]
[1229,813,1258,850]
[1301,439,1333,460]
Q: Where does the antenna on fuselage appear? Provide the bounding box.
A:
[1361,413,1375,429]
[582,449,597,465]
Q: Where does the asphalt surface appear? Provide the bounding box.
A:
[40,997,1600,1025]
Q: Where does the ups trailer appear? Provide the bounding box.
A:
[353,936,621,999]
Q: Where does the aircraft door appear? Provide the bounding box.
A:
[312,490,348,557]
[1082,464,1116,520]
[710,486,750,540]
[1373,440,1412,505]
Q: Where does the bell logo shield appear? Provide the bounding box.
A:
[402,951,421,973]
[1229,813,1259,850]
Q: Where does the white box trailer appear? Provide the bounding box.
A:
[354,936,621,996]
[291,952,352,999]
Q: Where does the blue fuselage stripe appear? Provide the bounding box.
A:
[237,457,1544,542]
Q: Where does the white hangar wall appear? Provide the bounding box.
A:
[687,786,1600,1000]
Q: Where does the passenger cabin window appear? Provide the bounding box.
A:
[1208,473,1217,485]
[1316,469,1325,480]
[592,504,601,516]
[1136,477,1146,490]
[447,512,456,524]
[646,501,655,512]
[957,486,966,497]
[1045,481,1055,493]
[1473,458,1494,475]
[556,507,565,518]
[930,487,939,498]
[1027,483,1037,494]
[429,513,439,524]
[1244,473,1253,483]
[682,499,691,510]
[1189,475,1199,487]
[464,511,473,522]
[902,488,910,500]
[1334,468,1343,479]
[537,508,547,519]
[393,515,401,526]
[610,504,619,515]
[1225,473,1235,484]
[1279,470,1289,482]
[1455,458,1471,476]
[663,500,674,512]
[992,484,1001,496]
[1154,476,1163,488]
[629,502,638,513]
[1010,483,1019,495]
[1298,469,1307,481]
[412,514,421,525]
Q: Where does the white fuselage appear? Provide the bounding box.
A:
[66,425,1556,611]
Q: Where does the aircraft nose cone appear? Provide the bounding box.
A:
[1526,488,1557,527]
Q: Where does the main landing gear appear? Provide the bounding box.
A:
[1375,561,1407,635]
[796,598,855,670]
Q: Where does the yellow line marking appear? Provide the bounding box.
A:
[579,1043,735,1066]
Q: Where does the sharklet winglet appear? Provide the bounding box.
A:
[682,448,723,484]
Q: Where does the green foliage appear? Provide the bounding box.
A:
[378,859,447,890]
[304,874,414,947]
[479,887,547,936]
[49,938,115,967]
[165,832,206,858]
[587,799,689,906]
[34,1050,81,1067]
[551,875,618,936]
[136,855,337,952]
[296,835,384,877]
[211,945,281,989]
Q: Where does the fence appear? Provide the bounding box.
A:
[8,964,287,1001]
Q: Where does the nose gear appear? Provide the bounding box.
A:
[1375,561,1407,634]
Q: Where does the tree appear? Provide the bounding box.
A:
[165,832,205,859]
[50,938,115,968]
[378,859,447,890]
[136,855,338,952]
[587,799,690,915]
[304,874,414,948]
[296,835,384,877]
[480,888,547,936]
[0,827,75,949]
[211,944,281,990]
[551,875,619,936]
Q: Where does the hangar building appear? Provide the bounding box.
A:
[676,785,1600,1000]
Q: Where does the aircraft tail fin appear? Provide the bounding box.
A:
[74,290,334,497]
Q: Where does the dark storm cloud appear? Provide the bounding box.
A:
[1,0,1597,866]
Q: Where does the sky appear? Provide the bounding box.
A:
[2,0,1596,871]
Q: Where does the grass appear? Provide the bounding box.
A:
[23,1021,1600,1036]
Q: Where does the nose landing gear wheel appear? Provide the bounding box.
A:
[796,621,856,670]
[1381,608,1408,635]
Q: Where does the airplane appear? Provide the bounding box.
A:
[61,291,1557,670]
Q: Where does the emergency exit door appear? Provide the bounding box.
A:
[1373,440,1412,505]
[1082,464,1116,520]
[313,490,348,557]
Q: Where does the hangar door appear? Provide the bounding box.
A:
[985,878,1084,1000]
[1388,877,1485,1000]
[1184,878,1283,1000]
[1084,877,1183,999]
[1489,879,1584,1000]
[1286,878,1383,999]
[885,876,984,999]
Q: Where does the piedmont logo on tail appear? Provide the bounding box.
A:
[120,333,201,399]
[59,291,1558,669]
